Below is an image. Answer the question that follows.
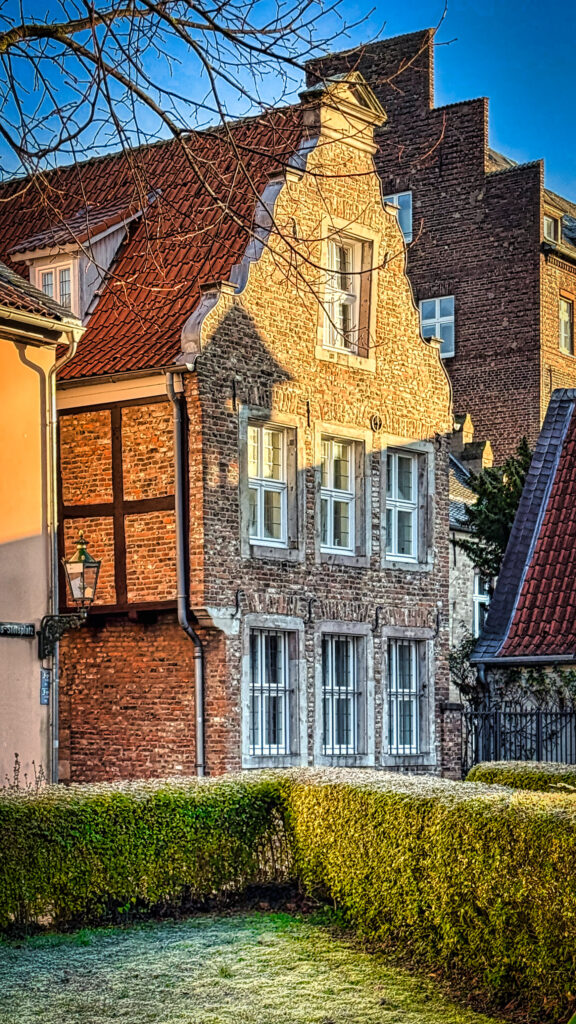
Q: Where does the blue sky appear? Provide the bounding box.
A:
[339,0,576,199]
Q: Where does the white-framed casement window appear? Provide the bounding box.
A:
[248,424,287,547]
[388,639,420,755]
[544,215,560,242]
[384,191,413,243]
[386,450,418,562]
[473,573,491,638]
[559,298,574,355]
[39,265,73,309]
[320,437,355,554]
[325,238,360,352]
[322,634,361,756]
[420,296,455,358]
[249,629,293,756]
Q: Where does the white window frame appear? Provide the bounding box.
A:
[249,629,292,757]
[384,191,413,243]
[559,297,574,355]
[385,450,419,563]
[473,573,491,638]
[247,423,288,548]
[419,295,455,359]
[388,639,420,756]
[324,237,361,352]
[320,437,355,555]
[35,261,75,311]
[543,215,559,242]
[321,634,360,756]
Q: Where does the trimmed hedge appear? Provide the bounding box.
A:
[4,768,576,1020]
[282,769,576,1021]
[0,775,287,929]
[467,759,576,792]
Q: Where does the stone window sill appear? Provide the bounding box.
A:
[315,344,376,373]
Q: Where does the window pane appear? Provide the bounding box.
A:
[335,697,351,747]
[248,427,259,477]
[399,699,415,747]
[59,267,71,308]
[41,271,54,298]
[386,453,394,497]
[263,429,282,480]
[333,500,350,549]
[336,244,352,291]
[439,296,454,318]
[263,489,282,540]
[321,441,330,487]
[397,642,413,690]
[397,510,413,557]
[440,323,454,355]
[333,637,350,687]
[397,194,412,241]
[248,487,258,537]
[397,456,413,501]
[333,442,350,491]
[421,324,436,338]
[320,497,329,546]
[386,506,393,554]
[420,299,436,321]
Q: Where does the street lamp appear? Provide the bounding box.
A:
[38,531,101,659]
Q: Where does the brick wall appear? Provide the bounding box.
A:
[59,83,456,780]
[541,252,576,419]
[306,33,568,461]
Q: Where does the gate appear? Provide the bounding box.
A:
[462,708,576,776]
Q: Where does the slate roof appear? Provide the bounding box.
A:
[472,389,576,663]
[0,108,304,379]
[449,454,475,532]
[0,259,80,324]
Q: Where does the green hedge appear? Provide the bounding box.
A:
[0,775,286,930]
[467,759,576,792]
[282,769,576,1021]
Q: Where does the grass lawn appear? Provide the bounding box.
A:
[0,912,509,1024]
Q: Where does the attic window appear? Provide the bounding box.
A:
[543,215,559,243]
[40,264,73,310]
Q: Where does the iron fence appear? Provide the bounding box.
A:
[462,708,576,776]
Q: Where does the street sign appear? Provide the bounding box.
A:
[0,621,35,638]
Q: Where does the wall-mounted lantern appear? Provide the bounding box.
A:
[38,531,101,659]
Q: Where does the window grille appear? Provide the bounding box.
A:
[249,629,291,756]
[325,239,359,351]
[559,298,574,355]
[388,639,420,755]
[320,438,355,553]
[386,450,418,561]
[248,424,287,546]
[41,271,54,299]
[384,191,413,243]
[322,634,359,755]
[420,295,455,358]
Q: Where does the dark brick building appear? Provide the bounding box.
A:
[0,75,459,781]
[307,30,576,461]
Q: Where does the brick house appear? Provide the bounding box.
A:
[306,31,576,463]
[0,74,459,781]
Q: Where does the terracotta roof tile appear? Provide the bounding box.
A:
[473,389,576,662]
[0,108,304,379]
[8,198,144,254]
[0,259,80,323]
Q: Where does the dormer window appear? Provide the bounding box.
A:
[544,215,559,243]
[40,265,73,309]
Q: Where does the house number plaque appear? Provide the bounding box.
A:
[0,621,35,638]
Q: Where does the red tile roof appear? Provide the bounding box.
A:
[473,389,576,663]
[0,108,303,379]
[501,403,576,657]
[0,259,80,323]
[8,198,144,254]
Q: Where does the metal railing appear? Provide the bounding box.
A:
[462,708,576,775]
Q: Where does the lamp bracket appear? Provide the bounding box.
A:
[38,610,88,660]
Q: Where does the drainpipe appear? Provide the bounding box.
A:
[47,327,82,784]
[166,365,205,777]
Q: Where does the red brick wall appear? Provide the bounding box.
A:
[541,252,576,418]
[307,34,559,461]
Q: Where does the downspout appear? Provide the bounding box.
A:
[47,327,82,784]
[166,366,205,777]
